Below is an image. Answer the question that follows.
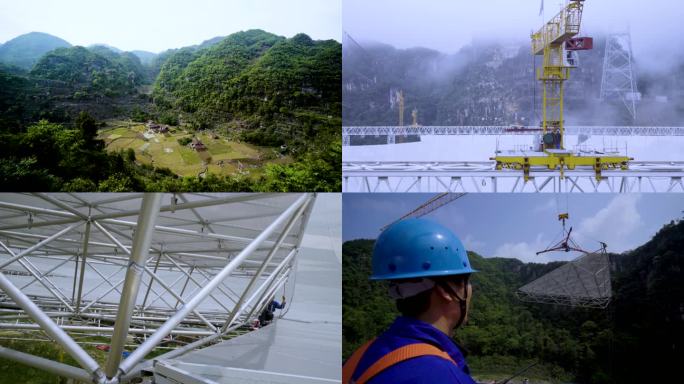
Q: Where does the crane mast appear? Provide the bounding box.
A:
[397,90,405,126]
[492,0,632,182]
[532,0,586,150]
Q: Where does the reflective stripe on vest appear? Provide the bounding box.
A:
[343,339,458,384]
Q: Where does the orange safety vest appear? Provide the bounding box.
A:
[342,338,458,384]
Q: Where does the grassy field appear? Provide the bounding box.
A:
[100,120,292,178]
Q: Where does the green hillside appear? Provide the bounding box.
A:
[343,220,684,383]
[153,30,340,129]
[0,32,71,69]
[31,46,144,97]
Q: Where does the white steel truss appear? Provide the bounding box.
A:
[517,250,612,309]
[342,125,684,145]
[343,161,684,193]
[600,33,639,121]
[0,192,316,383]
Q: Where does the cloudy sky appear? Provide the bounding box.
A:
[0,0,341,52]
[343,193,683,263]
[344,0,683,69]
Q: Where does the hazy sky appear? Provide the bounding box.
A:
[0,0,341,52]
[344,0,683,68]
[343,194,683,263]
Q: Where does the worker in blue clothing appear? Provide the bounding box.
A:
[258,295,286,326]
[343,218,478,384]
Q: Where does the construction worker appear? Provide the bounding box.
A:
[553,128,561,149]
[258,295,286,327]
[343,218,477,384]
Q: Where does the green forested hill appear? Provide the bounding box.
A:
[153,29,340,132]
[31,46,144,97]
[87,45,148,84]
[0,32,71,69]
[343,220,684,383]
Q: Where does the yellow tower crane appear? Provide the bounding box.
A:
[411,108,419,127]
[396,90,405,126]
[492,0,631,181]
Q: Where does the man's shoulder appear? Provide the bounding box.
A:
[371,355,475,384]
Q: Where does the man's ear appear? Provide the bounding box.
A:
[434,283,454,302]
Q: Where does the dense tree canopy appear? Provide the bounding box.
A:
[31,46,142,97]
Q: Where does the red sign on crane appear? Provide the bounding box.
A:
[566,37,593,50]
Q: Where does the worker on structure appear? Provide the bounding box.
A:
[343,218,478,384]
[553,128,561,149]
[258,295,286,327]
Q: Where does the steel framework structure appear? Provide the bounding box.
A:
[342,161,684,192]
[517,249,612,309]
[0,193,315,383]
[341,125,684,145]
[600,32,639,121]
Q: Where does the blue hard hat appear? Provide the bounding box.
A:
[371,218,477,280]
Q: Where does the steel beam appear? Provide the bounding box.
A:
[0,222,83,269]
[342,125,684,137]
[0,322,216,336]
[0,242,75,312]
[105,193,163,378]
[220,197,310,332]
[342,162,684,193]
[90,193,278,221]
[163,255,233,313]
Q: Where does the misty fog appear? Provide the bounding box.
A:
[344,0,684,73]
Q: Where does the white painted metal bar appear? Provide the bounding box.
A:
[106,194,163,378]
[0,201,78,218]
[90,193,278,221]
[163,254,233,313]
[141,266,219,332]
[0,322,217,336]
[191,267,241,305]
[0,222,84,269]
[342,125,684,136]
[34,193,89,219]
[220,197,309,332]
[100,218,296,249]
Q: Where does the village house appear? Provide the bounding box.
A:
[146,120,169,133]
[190,137,207,151]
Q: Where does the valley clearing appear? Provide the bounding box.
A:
[100,120,292,178]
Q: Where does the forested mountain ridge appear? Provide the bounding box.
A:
[153,30,340,136]
[343,219,684,383]
[30,46,146,97]
[0,32,71,70]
